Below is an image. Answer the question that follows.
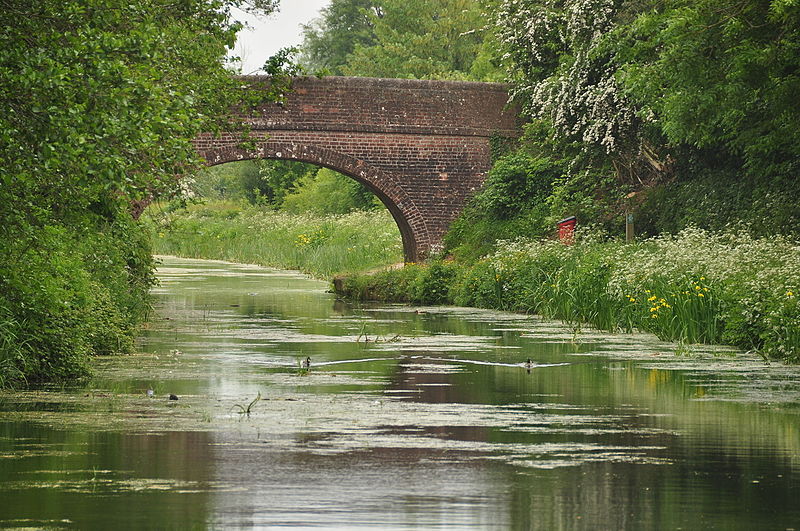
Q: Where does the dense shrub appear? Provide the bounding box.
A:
[636,172,800,238]
[0,215,155,387]
[411,262,459,305]
[444,149,565,260]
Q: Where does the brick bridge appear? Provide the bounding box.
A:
[192,76,520,261]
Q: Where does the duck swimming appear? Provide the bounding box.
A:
[524,358,533,369]
[301,356,311,369]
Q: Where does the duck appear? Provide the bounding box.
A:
[301,356,311,370]
[524,358,533,370]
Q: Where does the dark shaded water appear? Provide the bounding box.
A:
[1,257,799,529]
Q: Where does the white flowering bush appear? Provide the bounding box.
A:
[493,0,674,191]
[496,1,642,155]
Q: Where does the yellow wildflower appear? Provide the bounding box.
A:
[648,296,657,302]
[698,293,705,297]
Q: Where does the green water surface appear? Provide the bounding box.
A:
[1,257,799,529]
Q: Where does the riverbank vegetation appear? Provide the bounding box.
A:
[149,153,402,277]
[148,201,402,278]
[339,228,800,362]
[0,0,279,387]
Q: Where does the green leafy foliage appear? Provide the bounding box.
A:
[0,215,155,386]
[300,0,501,80]
[192,161,258,202]
[494,0,800,201]
[444,129,575,260]
[411,262,459,304]
[282,168,381,214]
[300,0,383,74]
[343,0,490,79]
[259,47,306,101]
[611,0,800,179]
[255,161,320,206]
[636,171,800,238]
[0,0,278,387]
[471,152,558,219]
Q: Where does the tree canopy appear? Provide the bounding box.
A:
[494,0,800,184]
[300,0,500,80]
[0,0,278,386]
[0,0,276,221]
[300,0,383,75]
[446,0,800,257]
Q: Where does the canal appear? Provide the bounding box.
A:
[1,257,799,529]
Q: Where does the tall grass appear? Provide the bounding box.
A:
[146,201,403,278]
[0,305,29,388]
[338,227,800,362]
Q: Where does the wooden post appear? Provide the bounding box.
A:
[625,192,637,243]
[626,212,634,242]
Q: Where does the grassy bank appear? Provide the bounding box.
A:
[146,201,403,278]
[337,227,800,363]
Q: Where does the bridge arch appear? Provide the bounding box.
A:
[193,76,521,261]
[199,142,431,262]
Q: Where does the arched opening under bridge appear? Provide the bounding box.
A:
[201,141,426,262]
